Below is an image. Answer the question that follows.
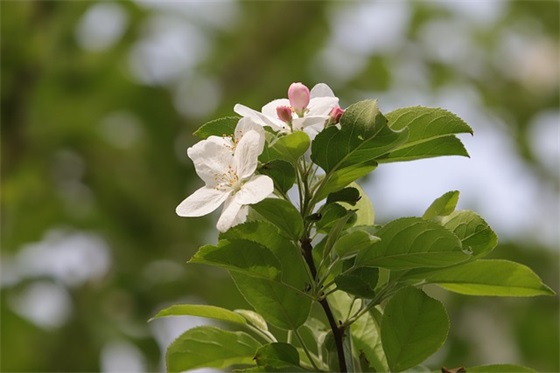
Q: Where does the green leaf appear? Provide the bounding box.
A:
[235,309,269,332]
[193,116,239,139]
[190,239,281,280]
[343,328,357,373]
[251,198,304,240]
[466,364,536,372]
[302,317,329,344]
[311,100,408,173]
[404,259,555,296]
[381,287,449,372]
[166,326,261,372]
[234,366,307,372]
[259,160,296,194]
[254,343,300,369]
[321,331,339,371]
[327,187,361,206]
[315,161,377,201]
[404,366,432,372]
[316,203,355,233]
[231,272,311,330]
[221,221,308,288]
[150,304,246,324]
[262,131,310,163]
[355,217,469,270]
[333,229,380,260]
[422,191,460,220]
[341,182,374,226]
[351,309,388,373]
[441,210,498,258]
[223,221,313,330]
[324,290,353,323]
[380,136,469,162]
[318,208,356,265]
[335,267,378,298]
[380,106,473,163]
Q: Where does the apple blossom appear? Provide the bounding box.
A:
[329,106,344,124]
[233,82,339,139]
[207,117,265,154]
[176,128,273,232]
[288,82,310,116]
[276,105,293,124]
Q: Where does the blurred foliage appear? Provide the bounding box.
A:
[1,1,558,372]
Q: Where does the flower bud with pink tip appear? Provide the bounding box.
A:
[276,105,293,124]
[288,82,310,116]
[329,106,344,124]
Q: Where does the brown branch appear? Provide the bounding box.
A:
[300,237,347,373]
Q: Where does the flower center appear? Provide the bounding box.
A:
[221,134,238,152]
[213,165,241,192]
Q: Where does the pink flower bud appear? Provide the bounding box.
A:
[288,82,310,115]
[329,106,344,123]
[276,105,293,123]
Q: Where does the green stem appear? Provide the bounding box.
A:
[344,283,400,327]
[293,327,321,371]
[273,187,291,202]
[247,324,277,344]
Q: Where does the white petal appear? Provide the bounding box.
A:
[234,103,290,133]
[261,98,291,117]
[234,103,288,132]
[293,117,327,140]
[187,140,234,185]
[216,198,244,232]
[234,104,269,126]
[234,175,274,205]
[310,83,335,98]
[234,117,265,150]
[227,204,249,230]
[176,186,229,217]
[293,116,326,131]
[234,130,264,179]
[307,96,339,116]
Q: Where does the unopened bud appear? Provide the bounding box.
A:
[276,105,293,123]
[288,82,310,115]
[329,106,344,123]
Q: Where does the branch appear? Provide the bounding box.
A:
[300,237,347,373]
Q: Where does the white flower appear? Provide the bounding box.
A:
[233,83,339,139]
[176,126,273,232]
[206,117,265,154]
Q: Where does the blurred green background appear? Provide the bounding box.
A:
[1,1,558,372]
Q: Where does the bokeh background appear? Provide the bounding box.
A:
[1,1,558,372]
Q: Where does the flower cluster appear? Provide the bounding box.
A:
[234,82,342,139]
[176,82,343,231]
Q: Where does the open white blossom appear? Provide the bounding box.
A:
[176,127,273,232]
[233,83,339,139]
[206,117,265,154]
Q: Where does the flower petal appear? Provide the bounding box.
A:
[310,83,335,98]
[234,175,274,205]
[262,98,291,117]
[234,130,264,179]
[227,204,249,231]
[187,139,234,185]
[293,116,328,140]
[234,103,288,132]
[176,186,229,217]
[235,117,265,150]
[216,198,244,232]
[293,116,326,131]
[307,96,339,116]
